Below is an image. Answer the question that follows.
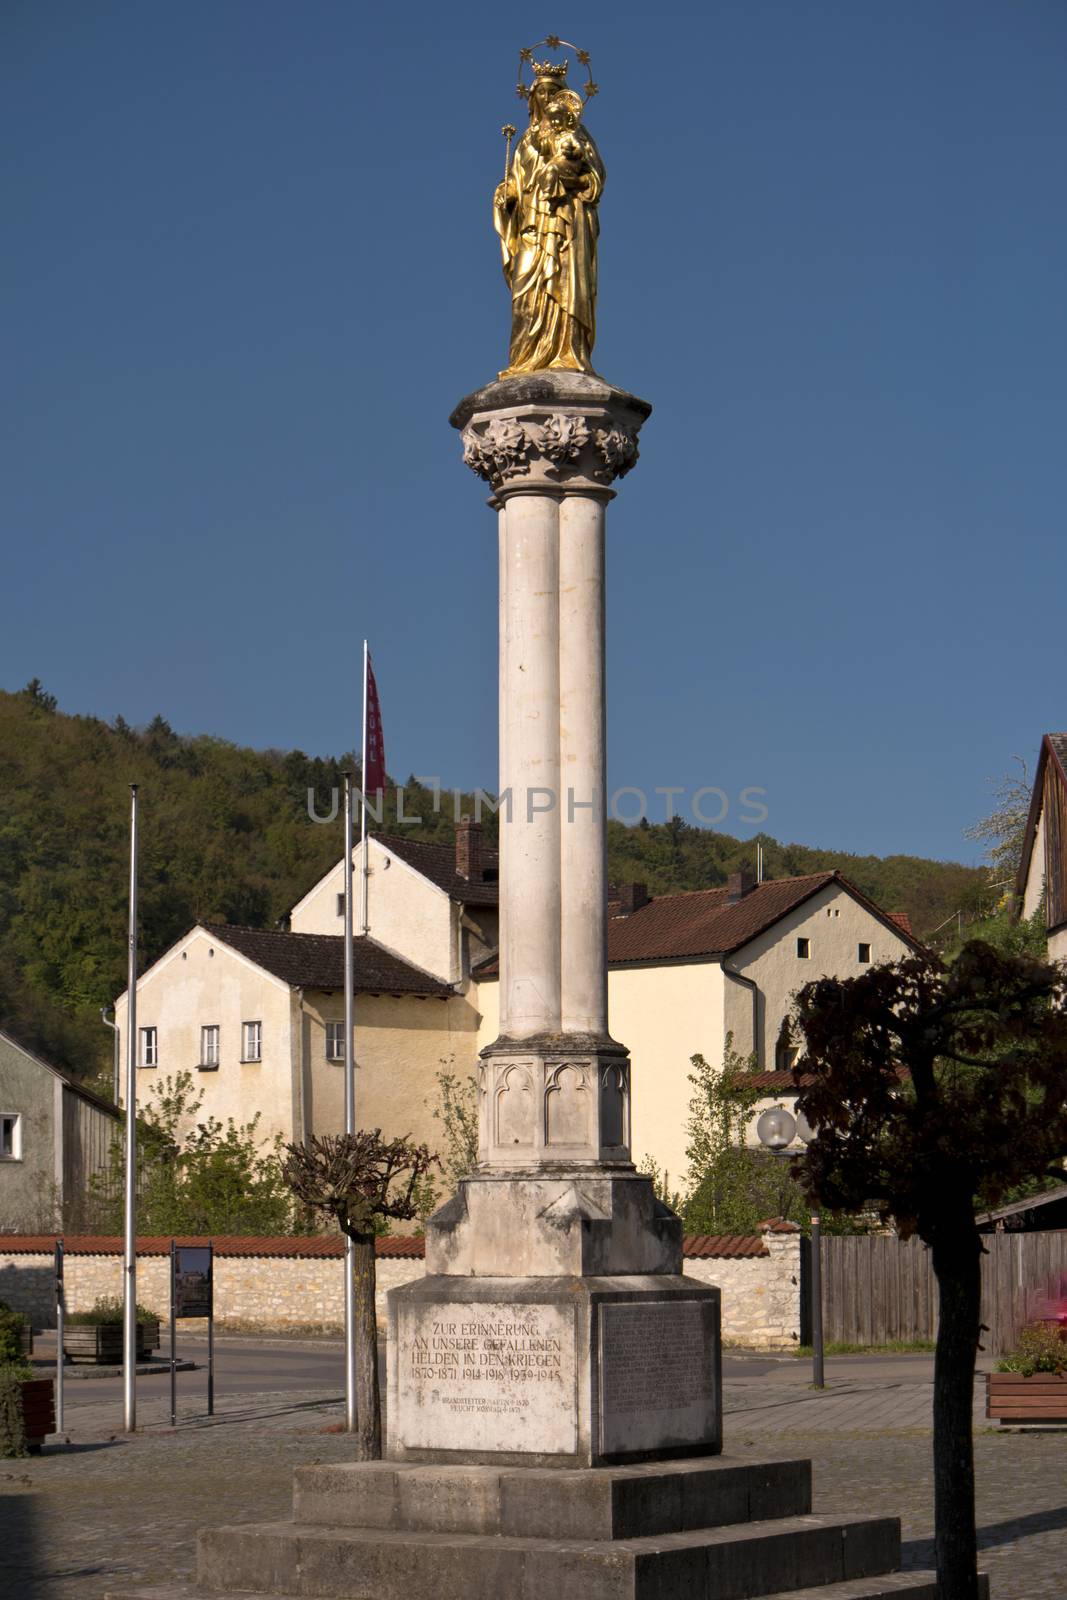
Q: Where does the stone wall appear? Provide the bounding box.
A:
[0,1224,802,1348]
[683,1225,802,1350]
[0,1242,423,1333]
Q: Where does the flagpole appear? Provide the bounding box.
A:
[360,639,370,935]
[342,772,357,1434]
[123,783,139,1433]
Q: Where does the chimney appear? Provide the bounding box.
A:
[455,815,483,881]
[616,882,649,916]
[727,869,756,902]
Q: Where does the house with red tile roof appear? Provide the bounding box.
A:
[473,867,922,1186]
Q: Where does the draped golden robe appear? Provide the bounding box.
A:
[494,118,604,377]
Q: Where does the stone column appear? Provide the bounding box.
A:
[498,491,562,1039]
[454,373,648,1171]
[558,490,608,1038]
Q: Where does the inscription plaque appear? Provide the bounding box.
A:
[598,1298,717,1455]
[396,1299,577,1455]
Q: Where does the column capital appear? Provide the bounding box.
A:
[451,372,650,498]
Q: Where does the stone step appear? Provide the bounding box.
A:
[293,1455,813,1539]
[105,1574,991,1600]
[196,1511,901,1599]
[758,1577,990,1599]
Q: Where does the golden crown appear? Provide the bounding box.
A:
[515,37,598,103]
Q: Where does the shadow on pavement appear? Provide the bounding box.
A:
[903,1501,1067,1569]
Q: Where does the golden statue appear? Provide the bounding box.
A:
[494,42,604,378]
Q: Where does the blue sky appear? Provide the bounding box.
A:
[4,1,1065,864]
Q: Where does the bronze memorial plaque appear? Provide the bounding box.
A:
[598,1299,717,1455]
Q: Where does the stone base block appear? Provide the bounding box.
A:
[293,1456,813,1539]
[193,1512,902,1600]
[387,1273,721,1468]
[426,1169,681,1278]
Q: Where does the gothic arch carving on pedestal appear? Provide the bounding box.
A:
[495,1062,534,1149]
[545,1062,591,1148]
[599,1060,630,1150]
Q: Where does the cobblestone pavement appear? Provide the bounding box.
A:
[1,1381,1064,1598]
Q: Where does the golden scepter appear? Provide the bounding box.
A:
[501,123,516,197]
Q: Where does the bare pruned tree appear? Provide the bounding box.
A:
[282,1130,437,1459]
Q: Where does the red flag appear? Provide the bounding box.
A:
[363,652,386,798]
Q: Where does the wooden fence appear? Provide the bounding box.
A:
[809,1231,1067,1355]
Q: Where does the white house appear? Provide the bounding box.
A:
[113,823,498,1153]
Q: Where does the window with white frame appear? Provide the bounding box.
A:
[0,1114,22,1161]
[200,1025,220,1069]
[796,937,811,959]
[139,1026,158,1067]
[242,1020,262,1062]
[858,942,872,964]
[325,1021,346,1061]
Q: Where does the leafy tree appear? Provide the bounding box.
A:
[963,757,1031,894]
[281,1130,437,1459]
[407,1067,482,1225]
[17,679,57,713]
[89,1071,296,1235]
[431,1068,480,1186]
[793,942,1067,1600]
[637,1154,685,1214]
[938,903,1046,964]
[681,1040,810,1235]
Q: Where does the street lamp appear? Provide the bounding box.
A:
[756,1103,824,1390]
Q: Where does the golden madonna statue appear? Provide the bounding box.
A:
[494,55,604,377]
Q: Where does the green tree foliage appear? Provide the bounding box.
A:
[0,1363,33,1458]
[938,904,1046,964]
[0,1304,29,1363]
[431,1069,480,1187]
[963,757,1032,893]
[793,943,1067,1600]
[88,1072,297,1235]
[408,1067,482,1224]
[680,1042,839,1236]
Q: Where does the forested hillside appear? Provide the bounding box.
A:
[0,684,987,1084]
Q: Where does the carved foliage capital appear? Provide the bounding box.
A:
[461,408,641,491]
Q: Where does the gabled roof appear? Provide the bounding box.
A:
[606,871,925,966]
[1015,733,1067,909]
[202,925,452,997]
[0,1028,121,1120]
[375,833,499,907]
[472,871,923,978]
